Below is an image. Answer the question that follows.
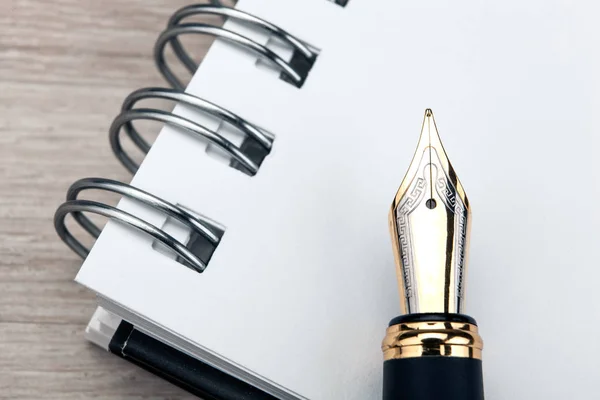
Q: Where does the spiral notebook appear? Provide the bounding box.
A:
[55,0,599,399]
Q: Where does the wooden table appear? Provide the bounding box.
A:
[0,1,210,398]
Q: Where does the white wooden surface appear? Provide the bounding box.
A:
[0,1,210,398]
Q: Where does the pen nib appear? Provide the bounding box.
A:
[389,109,471,314]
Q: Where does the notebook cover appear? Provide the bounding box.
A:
[109,321,278,400]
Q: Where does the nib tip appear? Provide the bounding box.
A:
[425,108,433,117]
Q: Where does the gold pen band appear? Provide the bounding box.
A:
[382,320,483,361]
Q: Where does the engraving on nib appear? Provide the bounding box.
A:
[388,109,471,315]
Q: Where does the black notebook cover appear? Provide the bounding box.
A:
[109,321,278,400]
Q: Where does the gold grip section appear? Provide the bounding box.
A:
[382,320,483,361]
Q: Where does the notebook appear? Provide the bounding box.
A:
[55,0,600,399]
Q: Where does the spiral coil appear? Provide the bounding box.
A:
[110,87,273,175]
[55,2,310,271]
[54,178,222,272]
[156,4,317,90]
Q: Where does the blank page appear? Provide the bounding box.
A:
[77,0,600,398]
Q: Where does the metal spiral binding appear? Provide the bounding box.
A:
[54,178,221,273]
[110,87,273,175]
[155,4,317,90]
[55,2,310,270]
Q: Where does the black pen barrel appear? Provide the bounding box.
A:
[381,313,484,400]
[383,356,484,400]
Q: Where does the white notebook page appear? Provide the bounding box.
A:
[77,0,600,398]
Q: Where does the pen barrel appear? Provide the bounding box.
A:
[383,355,483,400]
[382,313,484,400]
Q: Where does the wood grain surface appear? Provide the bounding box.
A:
[0,1,215,398]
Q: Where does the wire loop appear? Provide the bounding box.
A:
[156,5,316,90]
[54,178,222,272]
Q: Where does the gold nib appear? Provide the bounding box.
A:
[389,109,471,315]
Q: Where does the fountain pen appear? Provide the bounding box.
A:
[382,109,484,400]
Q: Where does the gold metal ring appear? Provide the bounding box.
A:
[382,320,483,361]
